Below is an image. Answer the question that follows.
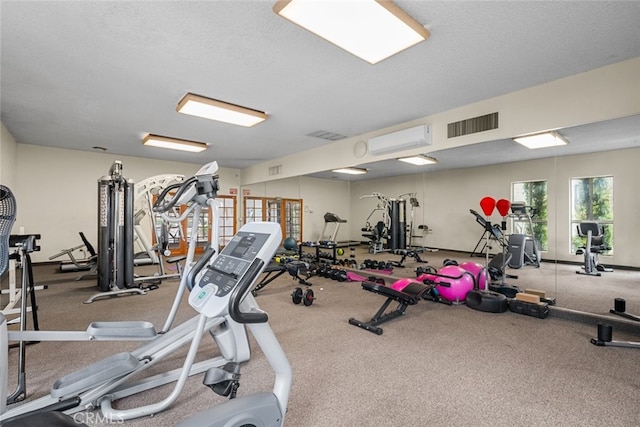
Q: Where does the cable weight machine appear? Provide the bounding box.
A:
[94,161,143,301]
[388,197,406,251]
[360,193,408,253]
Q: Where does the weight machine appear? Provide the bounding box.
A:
[360,192,410,254]
[85,164,189,303]
[88,160,141,302]
[131,173,187,285]
[49,173,184,282]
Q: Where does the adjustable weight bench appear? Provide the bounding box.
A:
[349,280,433,335]
[252,260,314,295]
[252,261,288,295]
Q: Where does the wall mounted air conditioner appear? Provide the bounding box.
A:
[368,124,432,156]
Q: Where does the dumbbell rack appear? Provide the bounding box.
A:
[298,242,339,263]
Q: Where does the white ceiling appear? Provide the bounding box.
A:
[2,1,640,179]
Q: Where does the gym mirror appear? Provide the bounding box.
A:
[299,114,640,316]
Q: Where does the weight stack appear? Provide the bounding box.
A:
[509,299,549,319]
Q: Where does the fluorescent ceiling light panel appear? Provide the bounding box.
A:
[513,132,569,149]
[331,167,368,175]
[397,155,438,165]
[177,93,267,127]
[142,134,208,153]
[273,0,430,64]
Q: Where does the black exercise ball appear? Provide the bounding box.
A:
[283,237,297,251]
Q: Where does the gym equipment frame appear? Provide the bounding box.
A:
[591,322,640,349]
[469,209,506,257]
[609,298,640,322]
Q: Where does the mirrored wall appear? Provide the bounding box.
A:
[241,115,640,316]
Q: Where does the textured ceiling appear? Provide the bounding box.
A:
[2,1,640,177]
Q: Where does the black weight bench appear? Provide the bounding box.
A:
[253,260,315,295]
[253,261,288,294]
[349,281,432,335]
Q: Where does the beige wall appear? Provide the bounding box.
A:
[0,123,18,189]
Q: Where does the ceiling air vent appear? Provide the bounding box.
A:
[447,112,499,138]
[307,130,347,141]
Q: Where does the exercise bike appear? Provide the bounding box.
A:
[575,221,613,276]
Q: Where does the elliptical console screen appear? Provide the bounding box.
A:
[230,235,256,258]
[190,231,270,316]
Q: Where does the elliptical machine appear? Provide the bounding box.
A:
[2,221,292,426]
[177,221,292,426]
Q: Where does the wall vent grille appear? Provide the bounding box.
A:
[447,112,499,138]
[268,165,282,176]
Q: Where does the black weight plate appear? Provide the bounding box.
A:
[303,289,314,306]
[291,287,303,304]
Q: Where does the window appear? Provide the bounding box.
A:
[284,199,302,242]
[511,180,548,251]
[244,196,303,243]
[570,176,614,253]
[244,197,264,224]
[157,195,237,255]
[217,196,237,248]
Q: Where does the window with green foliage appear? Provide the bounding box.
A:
[511,180,548,251]
[570,176,614,254]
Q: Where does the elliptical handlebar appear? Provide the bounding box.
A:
[228,258,268,324]
[153,177,198,214]
[186,245,217,292]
